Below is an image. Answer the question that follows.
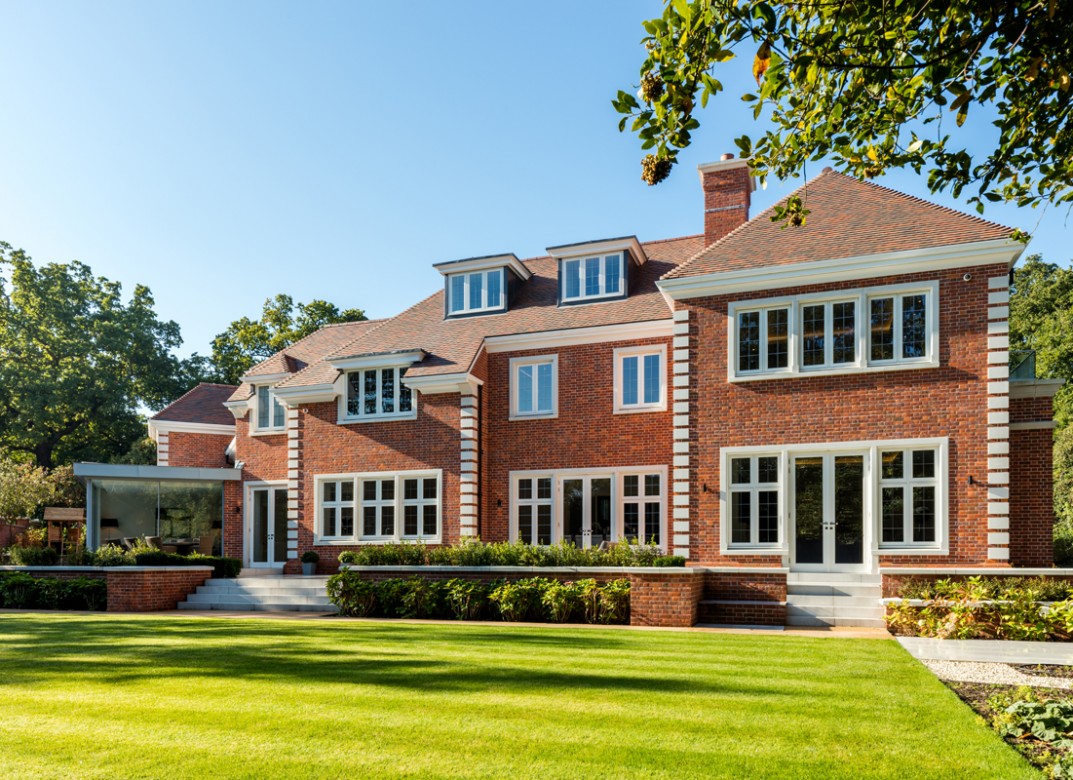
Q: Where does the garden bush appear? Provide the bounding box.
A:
[7,545,59,566]
[326,571,631,624]
[887,576,1073,640]
[338,539,684,568]
[0,573,105,610]
[132,551,241,578]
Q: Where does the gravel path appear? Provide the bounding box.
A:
[923,659,1073,689]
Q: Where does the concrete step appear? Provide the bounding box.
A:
[787,615,887,628]
[787,603,884,621]
[787,582,883,598]
[786,594,881,610]
[183,592,334,607]
[178,601,338,613]
[195,583,331,596]
[787,572,882,585]
[178,576,337,613]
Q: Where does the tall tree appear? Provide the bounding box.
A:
[615,1,1073,223]
[211,294,366,384]
[0,243,189,468]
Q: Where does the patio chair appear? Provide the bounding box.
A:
[119,537,137,551]
[197,534,217,556]
[144,536,161,549]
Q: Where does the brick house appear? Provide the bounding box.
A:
[80,158,1062,624]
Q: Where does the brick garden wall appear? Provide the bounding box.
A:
[683,264,1005,566]
[105,568,214,611]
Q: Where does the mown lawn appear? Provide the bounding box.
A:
[0,614,1037,779]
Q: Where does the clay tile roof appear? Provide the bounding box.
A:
[664,170,1015,280]
[152,383,238,426]
[227,319,387,403]
[276,235,703,389]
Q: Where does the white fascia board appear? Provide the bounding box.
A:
[434,253,532,281]
[657,239,1024,300]
[1009,378,1065,399]
[238,371,291,385]
[485,319,672,354]
[147,420,236,442]
[271,382,338,405]
[328,350,425,371]
[223,399,250,420]
[546,236,649,266]
[403,373,484,395]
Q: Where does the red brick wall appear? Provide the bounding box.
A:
[1010,428,1056,566]
[293,394,464,568]
[684,264,1004,566]
[105,568,214,611]
[702,164,752,246]
[228,417,290,561]
[166,432,233,468]
[481,337,674,543]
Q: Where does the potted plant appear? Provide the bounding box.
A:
[301,550,320,575]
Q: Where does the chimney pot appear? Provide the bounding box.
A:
[720,153,735,161]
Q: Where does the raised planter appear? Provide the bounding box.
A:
[0,565,214,612]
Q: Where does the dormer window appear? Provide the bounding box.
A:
[547,236,647,307]
[562,253,623,302]
[255,385,286,432]
[448,268,504,315]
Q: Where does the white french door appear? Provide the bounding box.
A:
[790,452,870,572]
[559,475,613,549]
[247,484,288,568]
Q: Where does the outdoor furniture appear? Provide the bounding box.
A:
[172,540,197,556]
[119,537,137,551]
[197,534,217,556]
[144,535,162,549]
[43,507,85,557]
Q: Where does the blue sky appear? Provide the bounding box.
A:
[1,1,1068,360]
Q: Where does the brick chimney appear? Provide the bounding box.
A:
[699,154,755,246]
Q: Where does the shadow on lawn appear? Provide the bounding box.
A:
[0,615,797,698]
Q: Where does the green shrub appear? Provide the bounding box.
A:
[132,551,240,578]
[326,571,378,617]
[542,580,583,623]
[7,545,58,566]
[399,577,446,619]
[90,544,136,566]
[0,573,104,610]
[338,539,684,568]
[598,579,631,624]
[896,575,1073,602]
[0,572,38,608]
[490,578,553,622]
[375,578,409,618]
[444,578,490,620]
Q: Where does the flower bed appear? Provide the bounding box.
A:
[336,539,685,568]
[328,570,630,624]
[885,576,1073,641]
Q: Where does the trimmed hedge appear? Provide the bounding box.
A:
[337,539,685,568]
[7,546,59,566]
[0,573,106,611]
[327,571,631,624]
[131,551,241,578]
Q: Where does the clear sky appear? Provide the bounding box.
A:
[1,1,1068,360]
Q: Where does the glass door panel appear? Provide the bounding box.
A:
[834,456,864,565]
[590,478,612,548]
[562,479,584,548]
[252,489,269,565]
[793,457,824,565]
[250,487,286,567]
[273,488,289,564]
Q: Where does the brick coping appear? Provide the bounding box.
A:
[881,567,1073,576]
[341,565,788,575]
[0,566,215,573]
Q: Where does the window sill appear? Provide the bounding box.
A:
[877,546,948,556]
[313,537,443,546]
[722,545,786,556]
[248,428,287,437]
[728,359,940,384]
[613,404,666,415]
[337,413,418,425]
[509,412,558,422]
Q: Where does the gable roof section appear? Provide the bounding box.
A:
[228,319,386,403]
[664,170,1015,280]
[152,383,238,426]
[276,235,703,389]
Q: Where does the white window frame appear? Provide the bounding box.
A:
[314,470,442,545]
[561,253,625,303]
[513,475,555,545]
[719,438,948,558]
[340,365,417,423]
[317,476,355,542]
[253,385,287,434]
[509,354,558,420]
[447,268,505,315]
[508,466,667,549]
[725,453,785,550]
[613,344,667,414]
[618,471,665,546]
[877,447,944,550]
[727,281,940,382]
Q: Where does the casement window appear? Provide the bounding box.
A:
[510,355,558,419]
[448,268,505,315]
[320,479,354,540]
[344,367,416,421]
[510,467,666,549]
[562,253,624,302]
[728,455,782,548]
[614,345,666,413]
[621,472,663,546]
[515,476,553,545]
[314,470,441,544]
[728,282,938,380]
[879,448,941,547]
[255,385,286,432]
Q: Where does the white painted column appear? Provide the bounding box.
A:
[985,275,1010,561]
[286,407,300,559]
[459,392,479,538]
[671,309,691,559]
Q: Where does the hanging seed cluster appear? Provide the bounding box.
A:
[641,154,672,185]
[640,73,664,103]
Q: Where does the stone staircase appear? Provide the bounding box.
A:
[786,572,885,628]
[178,575,338,613]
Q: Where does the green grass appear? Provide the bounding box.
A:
[0,614,1037,779]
